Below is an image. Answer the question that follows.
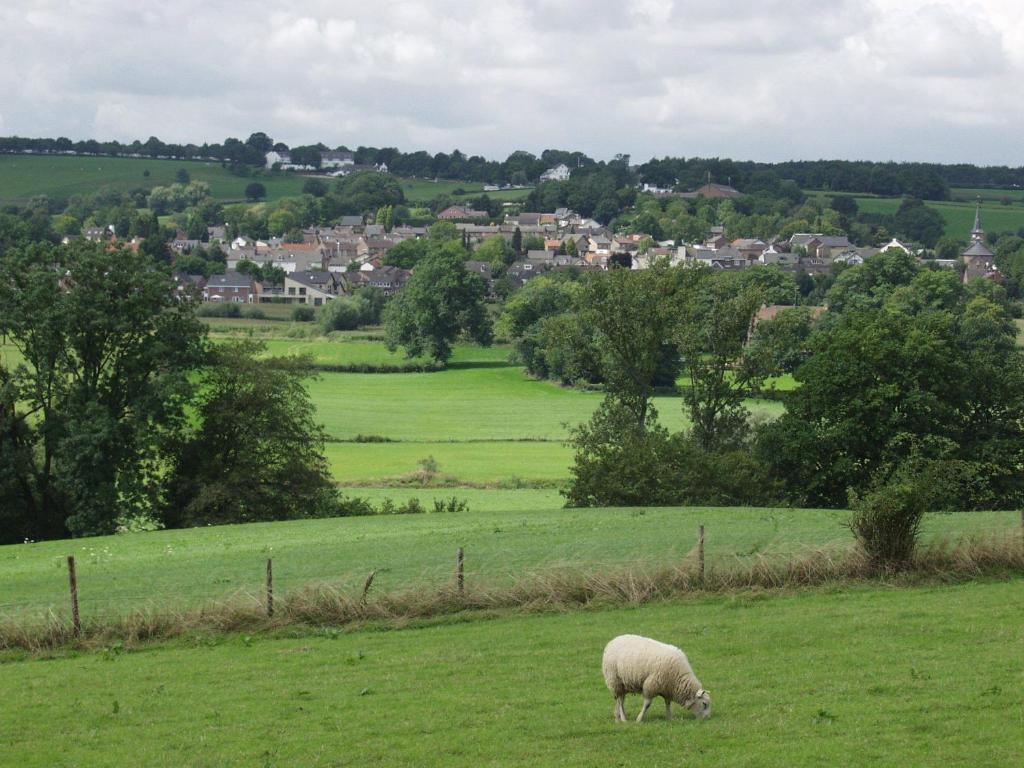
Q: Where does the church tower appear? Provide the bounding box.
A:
[961,198,997,283]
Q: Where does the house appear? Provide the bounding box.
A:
[204,272,256,303]
[282,271,342,306]
[338,215,364,228]
[732,238,768,262]
[539,164,571,182]
[320,150,354,170]
[172,233,200,252]
[341,265,410,295]
[173,272,206,300]
[437,206,488,221]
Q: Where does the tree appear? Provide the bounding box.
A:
[475,235,515,266]
[676,278,766,450]
[245,182,267,201]
[165,342,337,526]
[511,226,523,255]
[175,168,191,184]
[757,295,1024,509]
[303,178,329,197]
[577,262,696,428]
[0,241,206,540]
[384,248,492,363]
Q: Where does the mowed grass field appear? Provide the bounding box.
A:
[0,155,308,204]
[0,503,1015,620]
[398,177,532,204]
[3,579,1022,767]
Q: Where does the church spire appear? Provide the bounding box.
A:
[971,196,985,242]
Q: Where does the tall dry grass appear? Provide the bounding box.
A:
[2,531,1021,654]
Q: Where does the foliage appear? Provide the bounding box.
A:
[291,306,315,322]
[319,289,384,332]
[849,475,927,568]
[165,341,338,526]
[677,277,767,450]
[0,241,205,541]
[758,291,1024,509]
[747,306,821,374]
[383,247,492,364]
[326,172,405,216]
[244,182,266,201]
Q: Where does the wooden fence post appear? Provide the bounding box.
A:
[266,558,274,618]
[67,555,81,637]
[456,547,464,594]
[698,525,705,586]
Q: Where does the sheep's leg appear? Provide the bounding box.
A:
[636,697,653,722]
[614,694,626,722]
[665,698,673,721]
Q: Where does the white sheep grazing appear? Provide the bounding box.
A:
[602,634,711,722]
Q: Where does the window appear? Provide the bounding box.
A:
[288,287,296,295]
[299,287,306,296]
[314,298,322,307]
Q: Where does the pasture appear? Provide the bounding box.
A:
[0,501,1015,622]
[2,578,1021,766]
[0,155,307,204]
[398,177,532,204]
[818,193,1024,239]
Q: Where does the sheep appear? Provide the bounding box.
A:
[602,634,711,722]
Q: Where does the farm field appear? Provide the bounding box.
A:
[0,503,1015,622]
[807,189,1024,239]
[398,177,532,204]
[0,155,307,204]
[2,578,1021,767]
[950,186,1024,203]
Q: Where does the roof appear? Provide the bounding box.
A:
[288,271,337,288]
[963,240,994,258]
[206,272,253,289]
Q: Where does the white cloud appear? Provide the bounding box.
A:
[0,0,1020,164]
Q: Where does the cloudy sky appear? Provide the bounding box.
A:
[0,0,1020,165]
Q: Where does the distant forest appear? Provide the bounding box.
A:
[2,132,1022,199]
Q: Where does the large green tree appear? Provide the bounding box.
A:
[383,248,492,364]
[0,241,206,540]
[165,342,337,527]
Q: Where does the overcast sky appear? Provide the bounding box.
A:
[0,0,1020,166]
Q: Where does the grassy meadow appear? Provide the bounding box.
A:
[1,501,1016,622]
[3,579,1022,767]
[398,177,532,204]
[0,154,309,204]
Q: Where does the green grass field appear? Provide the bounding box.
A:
[399,177,532,204]
[0,155,308,204]
[2,578,1021,766]
[0,502,1014,621]
[818,194,1024,240]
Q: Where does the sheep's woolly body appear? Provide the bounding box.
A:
[602,635,704,720]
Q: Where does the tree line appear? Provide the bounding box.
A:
[533,254,1024,533]
[6,132,1024,193]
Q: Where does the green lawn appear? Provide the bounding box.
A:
[0,504,1014,622]
[326,440,572,484]
[399,177,532,204]
[0,155,307,204]
[2,578,1021,766]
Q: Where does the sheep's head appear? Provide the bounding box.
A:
[687,689,712,720]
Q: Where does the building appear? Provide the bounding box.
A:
[961,202,1000,283]
[204,272,256,303]
[282,271,342,306]
[437,205,488,220]
[539,164,571,182]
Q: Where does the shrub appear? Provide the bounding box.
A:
[244,307,266,320]
[848,479,927,569]
[196,303,242,318]
[292,306,315,322]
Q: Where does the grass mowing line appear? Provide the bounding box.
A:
[4,578,1021,766]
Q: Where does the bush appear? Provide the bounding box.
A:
[320,296,366,332]
[848,479,927,568]
[292,306,315,322]
[196,303,242,318]
[244,307,266,320]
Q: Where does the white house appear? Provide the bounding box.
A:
[539,163,571,182]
